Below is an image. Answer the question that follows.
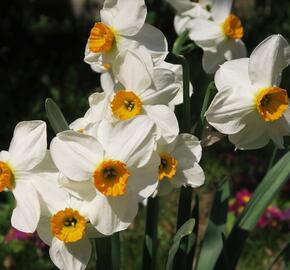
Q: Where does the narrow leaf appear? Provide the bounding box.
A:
[166,218,195,270]
[45,98,69,134]
[196,179,230,270]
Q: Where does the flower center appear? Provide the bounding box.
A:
[255,86,288,121]
[111,90,142,120]
[93,160,130,197]
[159,153,178,181]
[51,208,86,243]
[89,22,116,53]
[222,14,243,39]
[0,162,15,192]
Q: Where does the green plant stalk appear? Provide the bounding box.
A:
[112,233,121,270]
[142,196,160,270]
[172,31,189,55]
[95,237,112,270]
[267,145,278,172]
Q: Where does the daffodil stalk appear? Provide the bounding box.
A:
[142,196,160,270]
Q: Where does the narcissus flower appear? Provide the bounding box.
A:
[35,173,101,270]
[84,0,168,73]
[206,35,290,150]
[187,0,247,73]
[50,116,159,235]
[0,121,47,233]
[167,0,213,35]
[156,134,205,196]
[88,50,180,143]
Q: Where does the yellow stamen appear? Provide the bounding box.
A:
[51,208,86,243]
[159,153,178,181]
[93,160,130,197]
[89,22,116,53]
[0,162,15,192]
[111,91,142,120]
[103,63,111,70]
[255,86,288,121]
[222,14,243,39]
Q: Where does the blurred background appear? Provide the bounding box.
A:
[0,0,290,269]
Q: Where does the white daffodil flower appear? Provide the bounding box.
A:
[156,134,205,196]
[88,50,180,143]
[167,0,213,35]
[50,116,159,235]
[0,121,47,233]
[206,34,290,150]
[35,171,101,270]
[84,0,168,73]
[187,0,247,74]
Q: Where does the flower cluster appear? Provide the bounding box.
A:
[0,1,205,269]
[168,0,247,73]
[229,189,289,229]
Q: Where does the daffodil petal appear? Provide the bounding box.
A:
[101,0,147,36]
[11,180,41,233]
[215,58,251,91]
[206,86,254,134]
[49,237,91,270]
[87,191,138,235]
[249,34,290,87]
[113,50,153,94]
[9,121,47,171]
[211,0,232,23]
[50,131,104,181]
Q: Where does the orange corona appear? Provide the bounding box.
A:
[222,14,243,39]
[159,153,178,181]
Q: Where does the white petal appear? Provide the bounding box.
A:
[224,39,247,61]
[125,24,168,65]
[144,105,179,144]
[211,0,232,22]
[0,150,10,162]
[175,162,205,188]
[174,14,193,36]
[87,92,111,122]
[84,42,108,73]
[9,121,47,171]
[167,0,195,13]
[228,112,269,150]
[249,34,290,87]
[157,180,174,196]
[188,19,223,51]
[100,72,115,93]
[87,191,138,235]
[50,131,104,181]
[215,58,251,91]
[101,0,147,36]
[141,69,180,105]
[205,86,254,134]
[37,216,53,246]
[128,151,159,200]
[173,133,202,163]
[113,50,153,93]
[49,237,91,270]
[102,116,157,168]
[11,180,41,233]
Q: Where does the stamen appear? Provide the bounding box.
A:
[256,86,288,121]
[0,162,15,192]
[111,91,142,120]
[51,208,86,243]
[93,160,130,197]
[89,22,116,53]
[159,153,178,181]
[222,14,243,39]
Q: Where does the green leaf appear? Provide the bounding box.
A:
[200,81,216,126]
[196,179,230,270]
[166,218,195,270]
[218,151,290,269]
[45,98,69,134]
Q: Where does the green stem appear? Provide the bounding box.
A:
[142,196,160,270]
[172,31,189,55]
[95,237,112,270]
[112,233,121,270]
[267,145,278,172]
